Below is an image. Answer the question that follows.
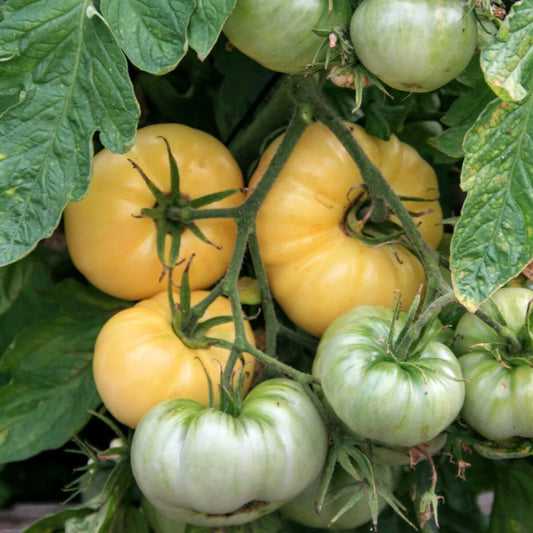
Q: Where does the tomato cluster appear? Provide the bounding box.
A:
[60,1,531,530]
[222,0,477,93]
[65,116,533,529]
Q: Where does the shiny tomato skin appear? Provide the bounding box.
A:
[313,306,465,447]
[93,290,256,428]
[350,0,478,92]
[249,122,443,337]
[64,124,244,301]
[131,378,329,526]
[223,0,352,73]
[454,287,533,441]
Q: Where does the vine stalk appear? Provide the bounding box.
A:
[176,99,316,393]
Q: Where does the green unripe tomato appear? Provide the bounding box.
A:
[223,0,352,73]
[131,378,329,527]
[350,0,478,92]
[313,306,465,447]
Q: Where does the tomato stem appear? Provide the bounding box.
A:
[303,81,450,303]
[176,103,316,391]
[228,76,297,171]
[474,308,523,354]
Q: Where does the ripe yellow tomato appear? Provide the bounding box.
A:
[93,290,256,428]
[249,122,443,337]
[64,124,244,301]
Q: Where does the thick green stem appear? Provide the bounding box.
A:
[178,102,314,394]
[395,291,457,359]
[228,76,298,173]
[213,337,315,385]
[247,229,279,356]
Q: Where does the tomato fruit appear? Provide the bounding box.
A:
[141,497,188,533]
[313,306,465,447]
[281,463,400,529]
[249,121,443,337]
[223,0,352,73]
[454,287,533,441]
[350,0,478,92]
[131,378,329,527]
[64,124,244,301]
[93,290,256,428]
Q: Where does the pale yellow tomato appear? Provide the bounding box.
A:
[93,290,256,428]
[64,124,244,300]
[249,122,443,337]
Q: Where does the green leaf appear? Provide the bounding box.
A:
[0,259,127,355]
[0,315,102,463]
[451,94,533,311]
[100,0,196,74]
[0,0,139,267]
[0,275,127,464]
[481,0,533,101]
[23,507,94,533]
[212,43,275,141]
[490,460,533,533]
[397,120,443,160]
[437,71,495,159]
[0,257,35,315]
[188,0,236,60]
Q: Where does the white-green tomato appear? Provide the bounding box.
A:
[454,287,533,442]
[350,0,478,92]
[313,306,465,447]
[131,378,329,527]
[223,0,352,73]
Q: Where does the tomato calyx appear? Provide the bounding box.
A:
[129,136,242,272]
[343,189,406,247]
[342,186,440,251]
[165,262,232,350]
[162,263,251,418]
[316,433,413,530]
[473,298,533,363]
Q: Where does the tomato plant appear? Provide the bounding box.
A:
[64,123,245,301]
[222,0,352,73]
[350,0,478,92]
[2,1,533,531]
[313,306,465,447]
[130,378,329,527]
[93,290,256,428]
[249,121,443,337]
[453,287,533,442]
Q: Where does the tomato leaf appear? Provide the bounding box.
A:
[100,0,196,75]
[490,460,533,533]
[0,258,127,355]
[100,0,237,72]
[0,314,105,464]
[188,0,236,61]
[0,258,34,315]
[450,94,533,311]
[212,44,275,141]
[481,0,533,102]
[22,507,95,533]
[436,69,495,159]
[0,0,139,267]
[0,273,127,463]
